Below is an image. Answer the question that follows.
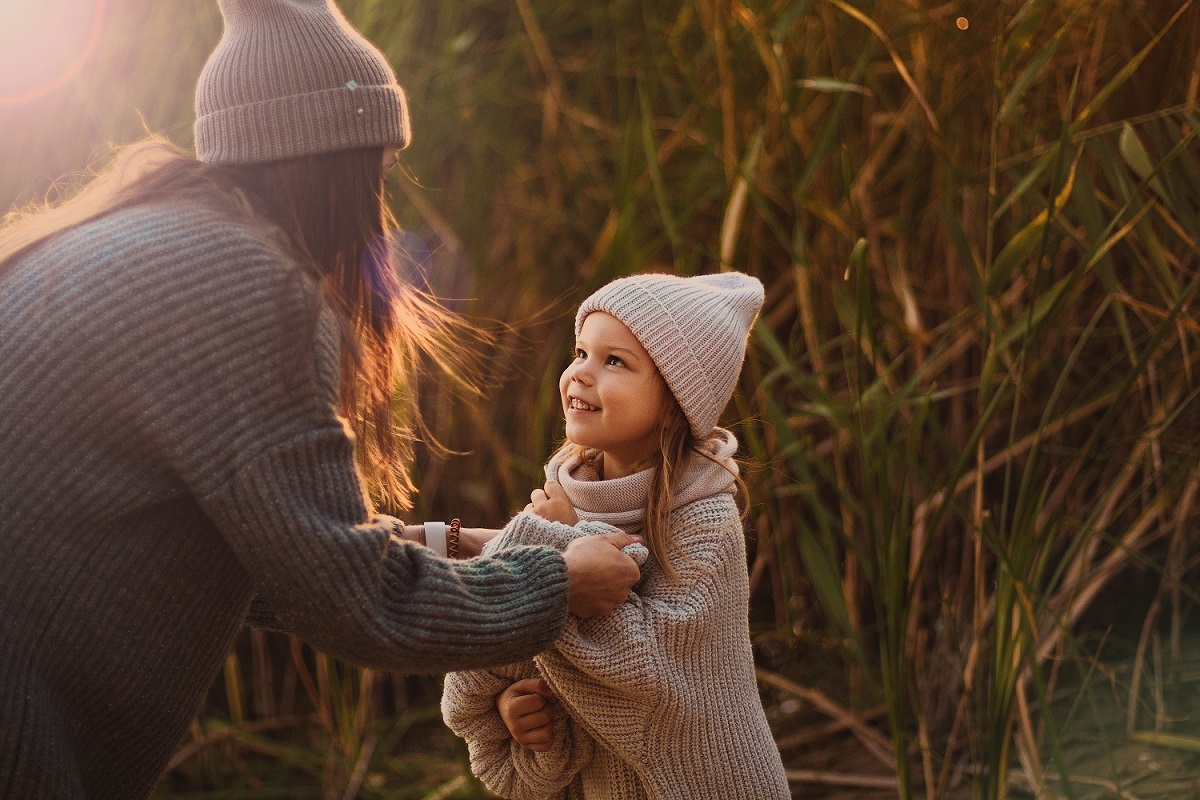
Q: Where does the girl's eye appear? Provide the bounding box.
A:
[573,348,586,361]
[606,355,625,367]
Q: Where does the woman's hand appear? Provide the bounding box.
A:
[525,481,578,525]
[497,677,556,752]
[562,532,641,616]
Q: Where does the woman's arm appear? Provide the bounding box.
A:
[207,444,642,672]
[201,440,571,673]
[247,525,502,634]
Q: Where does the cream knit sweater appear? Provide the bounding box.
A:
[442,430,791,799]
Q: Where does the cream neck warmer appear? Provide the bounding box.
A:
[544,428,739,534]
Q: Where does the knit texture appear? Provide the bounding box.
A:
[442,434,791,799]
[575,272,764,437]
[194,0,410,163]
[0,200,569,800]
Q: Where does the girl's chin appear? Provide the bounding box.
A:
[563,426,599,449]
[563,430,590,446]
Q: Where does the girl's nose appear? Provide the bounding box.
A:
[568,360,595,385]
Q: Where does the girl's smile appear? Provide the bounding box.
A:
[560,311,669,479]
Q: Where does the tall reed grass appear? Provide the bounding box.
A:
[4,0,1199,797]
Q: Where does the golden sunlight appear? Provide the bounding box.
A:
[0,0,107,106]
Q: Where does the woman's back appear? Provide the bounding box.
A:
[0,198,331,799]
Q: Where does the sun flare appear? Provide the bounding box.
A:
[0,0,107,106]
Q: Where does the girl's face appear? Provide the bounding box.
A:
[560,312,669,479]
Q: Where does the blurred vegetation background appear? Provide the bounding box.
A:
[4,0,1200,798]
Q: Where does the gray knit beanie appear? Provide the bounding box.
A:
[575,272,764,438]
[194,0,410,164]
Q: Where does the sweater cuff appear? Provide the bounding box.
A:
[485,513,649,567]
[378,542,571,672]
[442,661,538,743]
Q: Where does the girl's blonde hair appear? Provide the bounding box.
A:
[558,380,746,581]
[0,137,481,512]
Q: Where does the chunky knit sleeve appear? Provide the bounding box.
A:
[442,660,595,800]
[495,498,742,757]
[550,506,733,692]
[200,438,569,671]
[455,495,788,799]
[484,513,650,565]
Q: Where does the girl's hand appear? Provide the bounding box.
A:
[497,678,556,752]
[525,481,578,525]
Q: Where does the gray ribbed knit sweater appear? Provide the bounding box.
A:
[442,433,791,799]
[0,200,570,800]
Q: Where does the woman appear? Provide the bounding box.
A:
[0,1,640,798]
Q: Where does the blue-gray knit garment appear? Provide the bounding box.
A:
[0,200,569,800]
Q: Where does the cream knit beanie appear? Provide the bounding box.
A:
[575,272,764,438]
[194,0,410,164]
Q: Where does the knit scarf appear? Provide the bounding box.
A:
[543,428,739,535]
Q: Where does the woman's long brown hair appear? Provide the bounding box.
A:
[0,137,476,511]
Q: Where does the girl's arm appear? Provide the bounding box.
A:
[484,513,648,563]
[550,511,734,694]
[442,662,595,799]
[498,499,741,750]
[499,498,791,799]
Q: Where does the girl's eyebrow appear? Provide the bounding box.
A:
[575,340,643,360]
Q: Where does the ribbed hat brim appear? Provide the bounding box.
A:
[195,84,410,164]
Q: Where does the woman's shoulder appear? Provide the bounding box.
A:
[10,197,316,318]
[41,198,333,367]
[69,198,323,317]
[100,198,302,275]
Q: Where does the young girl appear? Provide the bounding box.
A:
[442,272,791,799]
